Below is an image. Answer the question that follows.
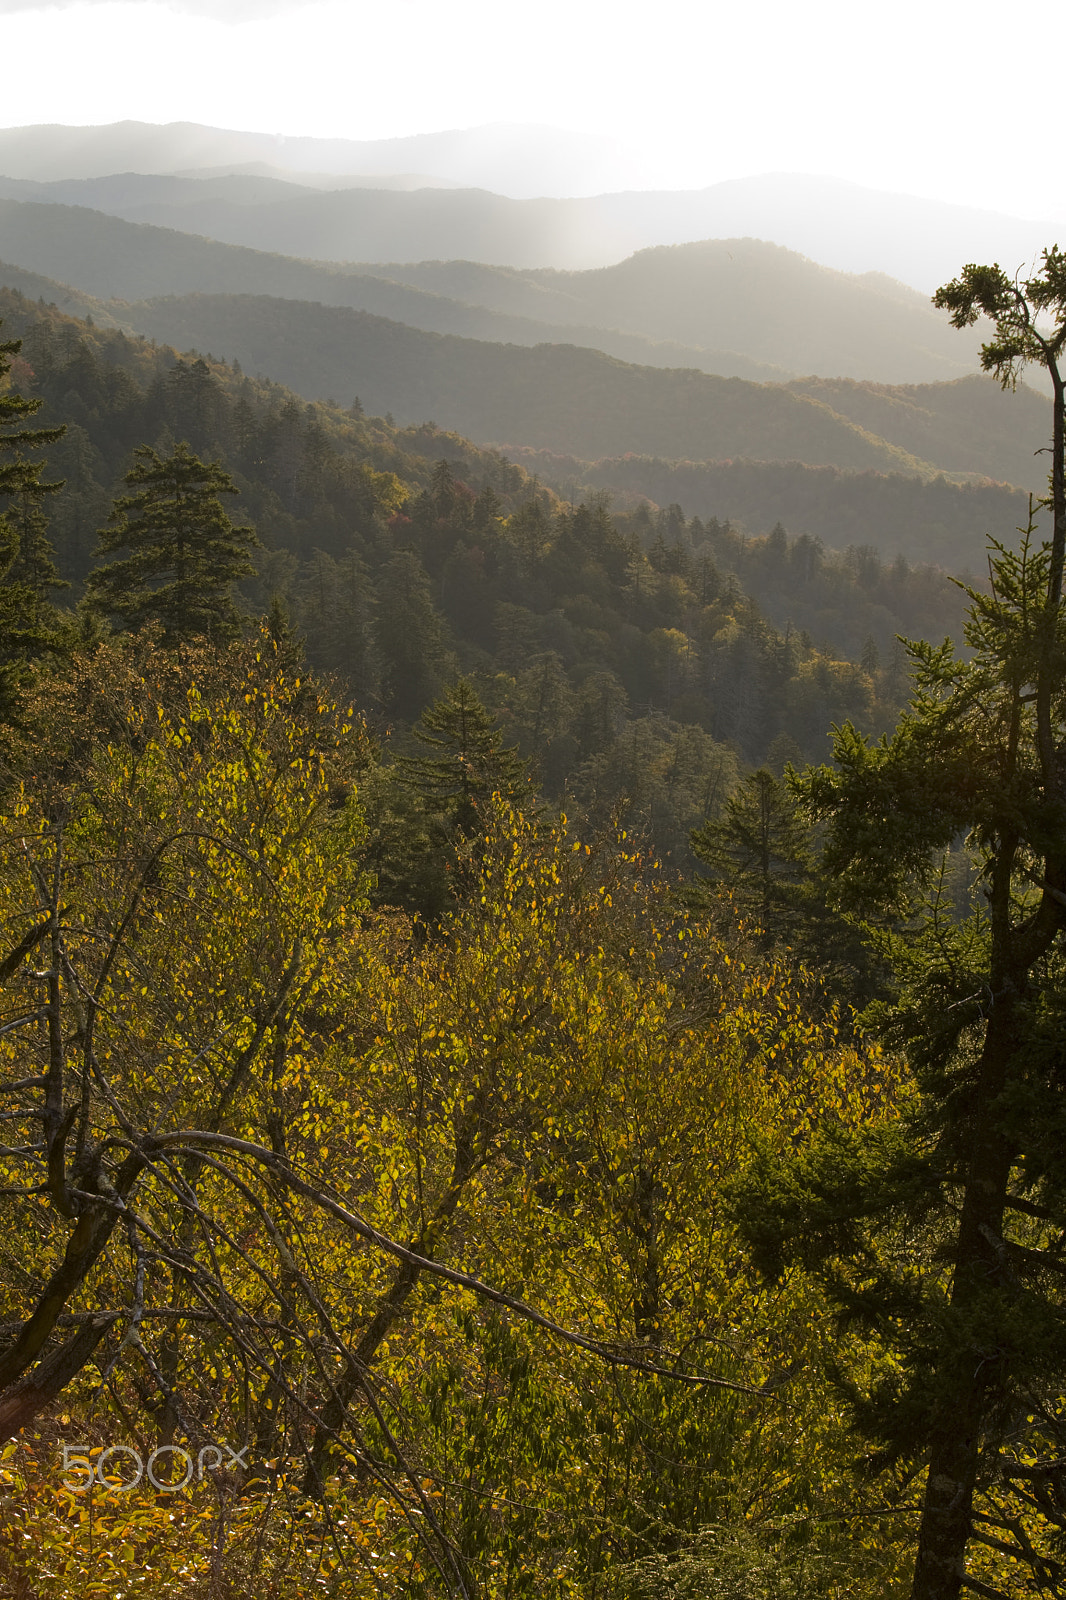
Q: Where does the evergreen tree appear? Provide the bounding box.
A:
[506,497,550,577]
[296,547,377,699]
[734,249,1066,1600]
[510,650,576,783]
[690,764,879,996]
[373,550,452,721]
[7,493,67,621]
[368,679,529,919]
[87,441,258,644]
[691,767,812,937]
[399,677,527,836]
[0,324,66,717]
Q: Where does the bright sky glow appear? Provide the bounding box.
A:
[0,0,1062,220]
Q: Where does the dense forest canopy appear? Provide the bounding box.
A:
[0,236,1064,1600]
[0,290,966,779]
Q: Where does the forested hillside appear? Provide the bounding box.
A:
[370,240,984,383]
[504,447,1033,572]
[105,292,944,472]
[3,208,1066,1600]
[0,228,789,385]
[0,208,1042,487]
[0,285,968,867]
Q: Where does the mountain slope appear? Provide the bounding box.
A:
[111,288,1048,490]
[0,283,977,805]
[112,290,941,473]
[502,447,1033,573]
[0,230,1043,490]
[370,240,985,384]
[0,121,637,197]
[784,375,1050,491]
[0,204,786,380]
[0,200,986,384]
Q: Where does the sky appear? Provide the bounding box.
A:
[0,0,1062,220]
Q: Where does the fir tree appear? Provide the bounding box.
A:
[0,325,66,717]
[373,551,452,721]
[87,442,258,644]
[691,766,812,938]
[370,680,530,919]
[399,677,527,836]
[734,249,1066,1600]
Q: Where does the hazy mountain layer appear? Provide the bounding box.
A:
[371,242,984,384]
[784,376,1050,492]
[0,272,1036,595]
[0,222,791,385]
[0,121,640,197]
[99,287,1044,491]
[0,124,1060,289]
[0,282,978,806]
[0,227,1044,493]
[0,201,986,385]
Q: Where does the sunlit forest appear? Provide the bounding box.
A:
[1,235,1066,1600]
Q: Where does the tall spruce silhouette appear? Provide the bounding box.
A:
[0,324,65,718]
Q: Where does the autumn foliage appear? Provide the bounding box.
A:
[0,633,908,1598]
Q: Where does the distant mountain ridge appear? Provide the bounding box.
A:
[368,244,985,385]
[0,268,1044,580]
[0,124,1061,287]
[107,290,937,474]
[97,288,1045,494]
[0,121,644,197]
[0,244,1047,493]
[0,201,985,384]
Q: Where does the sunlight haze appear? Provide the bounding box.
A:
[0,0,1061,220]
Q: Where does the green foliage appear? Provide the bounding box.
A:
[933,250,1066,392]
[609,1520,900,1600]
[371,678,529,917]
[0,630,907,1597]
[373,548,455,720]
[733,499,1066,1594]
[400,677,527,826]
[0,290,942,871]
[688,766,883,1000]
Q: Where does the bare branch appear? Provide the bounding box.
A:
[157,1130,769,1396]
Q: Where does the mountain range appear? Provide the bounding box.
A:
[0,121,645,197]
[0,125,1061,287]
[0,118,1057,586]
[0,199,989,384]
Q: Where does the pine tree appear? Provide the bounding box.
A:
[373,550,452,720]
[691,767,812,937]
[366,680,529,920]
[733,249,1066,1600]
[0,325,66,717]
[399,678,527,836]
[6,493,67,621]
[87,442,258,644]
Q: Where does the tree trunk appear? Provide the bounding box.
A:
[910,996,1022,1599]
